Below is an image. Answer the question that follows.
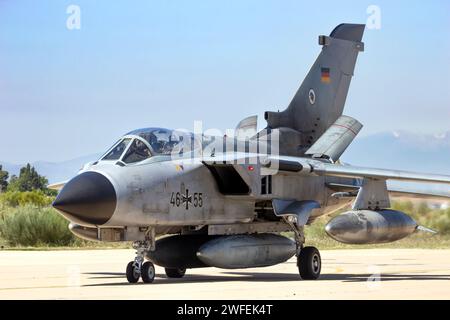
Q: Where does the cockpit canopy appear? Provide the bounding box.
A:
[100,127,199,164]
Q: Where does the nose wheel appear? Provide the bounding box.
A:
[126,260,155,283]
[126,261,141,283]
[141,261,156,283]
[126,237,156,284]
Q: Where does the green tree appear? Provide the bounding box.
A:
[0,165,8,192]
[7,163,48,192]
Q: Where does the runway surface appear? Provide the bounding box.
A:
[0,249,448,299]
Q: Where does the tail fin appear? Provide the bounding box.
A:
[265,23,365,156]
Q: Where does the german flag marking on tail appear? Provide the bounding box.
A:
[321,67,330,83]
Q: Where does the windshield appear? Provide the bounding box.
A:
[99,128,200,164]
[102,138,132,160]
[126,127,198,156]
[122,139,152,163]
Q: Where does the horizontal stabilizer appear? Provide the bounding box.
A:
[305,115,362,162]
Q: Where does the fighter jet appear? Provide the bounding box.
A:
[50,23,450,283]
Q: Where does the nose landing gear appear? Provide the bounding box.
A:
[126,235,156,284]
[126,255,155,284]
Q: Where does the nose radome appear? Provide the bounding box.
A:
[53,171,117,226]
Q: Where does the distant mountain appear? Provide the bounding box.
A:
[0,153,101,184]
[1,131,450,185]
[342,131,450,175]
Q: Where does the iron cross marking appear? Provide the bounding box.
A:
[182,189,192,210]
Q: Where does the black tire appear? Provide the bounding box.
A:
[141,261,156,283]
[165,267,186,278]
[126,261,140,283]
[298,246,321,280]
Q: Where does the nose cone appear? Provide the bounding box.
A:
[53,172,116,226]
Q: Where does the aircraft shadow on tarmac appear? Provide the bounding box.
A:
[81,271,450,287]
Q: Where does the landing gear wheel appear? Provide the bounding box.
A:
[165,267,186,278]
[126,261,140,283]
[141,261,156,283]
[298,246,321,280]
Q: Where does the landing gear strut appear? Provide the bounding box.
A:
[284,217,322,280]
[126,228,156,284]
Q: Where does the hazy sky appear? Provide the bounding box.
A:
[1,0,449,163]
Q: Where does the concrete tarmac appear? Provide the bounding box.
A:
[0,249,449,299]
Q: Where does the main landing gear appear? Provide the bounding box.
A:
[298,246,321,280]
[284,217,322,280]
